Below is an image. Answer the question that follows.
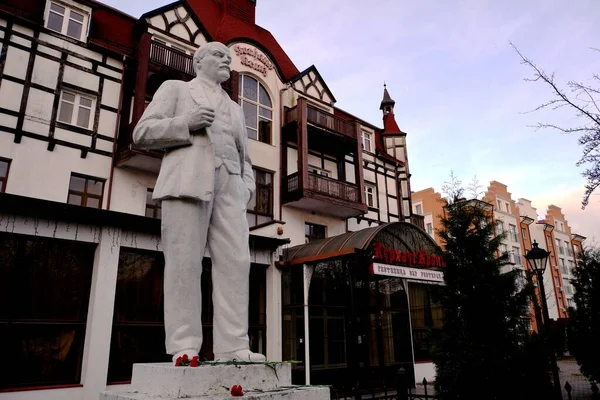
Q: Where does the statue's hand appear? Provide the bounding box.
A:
[187,106,215,132]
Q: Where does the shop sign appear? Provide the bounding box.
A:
[372,242,446,268]
[232,45,274,77]
[370,262,444,283]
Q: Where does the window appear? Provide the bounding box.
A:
[496,221,504,234]
[560,258,566,267]
[565,284,573,295]
[568,260,574,269]
[496,199,502,209]
[509,224,518,242]
[521,227,527,240]
[561,265,569,276]
[58,91,95,129]
[556,238,564,255]
[247,169,273,228]
[500,244,508,254]
[365,185,375,208]
[567,298,576,308]
[565,241,572,256]
[505,203,510,213]
[0,233,95,389]
[305,223,326,243]
[415,204,423,215]
[45,2,87,41]
[308,165,329,177]
[67,173,104,209]
[362,131,372,152]
[238,75,272,144]
[512,246,521,265]
[145,189,161,219]
[409,283,442,361]
[0,158,10,193]
[426,223,433,235]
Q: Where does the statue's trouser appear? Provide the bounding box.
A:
[162,165,250,356]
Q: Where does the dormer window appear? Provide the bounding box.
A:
[45,1,89,41]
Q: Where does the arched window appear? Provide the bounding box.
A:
[238,74,272,144]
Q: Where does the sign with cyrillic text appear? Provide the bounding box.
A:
[370,262,444,283]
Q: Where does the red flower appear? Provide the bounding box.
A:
[182,354,189,362]
[175,356,182,366]
[230,385,244,396]
[190,358,199,367]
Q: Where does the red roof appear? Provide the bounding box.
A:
[186,0,300,81]
[382,112,403,135]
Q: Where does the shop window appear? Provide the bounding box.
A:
[68,173,105,209]
[145,189,161,219]
[107,251,266,382]
[305,223,326,243]
[45,1,89,41]
[247,169,273,228]
[58,91,95,129]
[0,158,10,193]
[238,75,272,144]
[0,233,95,390]
[409,283,442,361]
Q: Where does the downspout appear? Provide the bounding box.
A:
[106,55,127,210]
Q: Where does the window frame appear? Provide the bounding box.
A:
[0,157,11,193]
[58,90,96,130]
[44,0,90,41]
[305,222,326,243]
[247,168,274,228]
[362,131,372,152]
[426,222,433,235]
[238,74,273,145]
[414,204,422,215]
[364,184,376,208]
[67,173,105,209]
[145,189,161,219]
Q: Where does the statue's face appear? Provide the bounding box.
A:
[197,45,232,84]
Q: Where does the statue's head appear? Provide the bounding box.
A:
[193,42,231,84]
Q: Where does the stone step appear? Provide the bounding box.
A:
[129,362,292,397]
[101,385,330,400]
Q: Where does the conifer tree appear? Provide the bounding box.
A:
[431,186,552,399]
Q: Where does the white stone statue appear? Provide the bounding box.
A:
[133,41,265,364]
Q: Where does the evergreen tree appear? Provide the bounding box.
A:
[431,193,552,399]
[567,247,600,382]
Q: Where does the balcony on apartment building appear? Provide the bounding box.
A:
[282,98,367,218]
[410,214,425,231]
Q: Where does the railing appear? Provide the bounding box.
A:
[285,172,360,203]
[411,214,425,231]
[285,105,357,140]
[149,41,194,76]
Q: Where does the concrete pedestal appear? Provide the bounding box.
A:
[100,362,329,400]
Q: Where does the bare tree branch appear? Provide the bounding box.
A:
[512,42,600,208]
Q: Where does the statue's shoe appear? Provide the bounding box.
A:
[214,349,266,363]
[172,348,198,365]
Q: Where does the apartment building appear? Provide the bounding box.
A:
[0,0,441,396]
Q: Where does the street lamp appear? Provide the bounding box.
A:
[525,240,562,400]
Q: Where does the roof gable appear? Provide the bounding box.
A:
[291,65,336,104]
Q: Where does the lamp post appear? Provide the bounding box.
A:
[525,240,562,400]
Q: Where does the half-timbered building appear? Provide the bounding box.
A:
[0,0,440,398]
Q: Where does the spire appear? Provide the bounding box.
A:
[380,83,396,113]
[380,84,401,135]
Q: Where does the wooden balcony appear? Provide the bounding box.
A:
[149,40,194,76]
[285,103,357,141]
[410,214,425,231]
[283,171,367,218]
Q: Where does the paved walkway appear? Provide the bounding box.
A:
[558,358,598,399]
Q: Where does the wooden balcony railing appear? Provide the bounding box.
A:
[149,41,194,76]
[285,105,357,140]
[285,172,361,203]
[410,214,425,231]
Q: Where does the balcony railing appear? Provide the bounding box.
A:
[285,105,357,140]
[285,172,360,203]
[410,214,425,231]
[150,41,194,76]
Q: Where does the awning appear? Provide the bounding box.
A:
[278,221,439,266]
